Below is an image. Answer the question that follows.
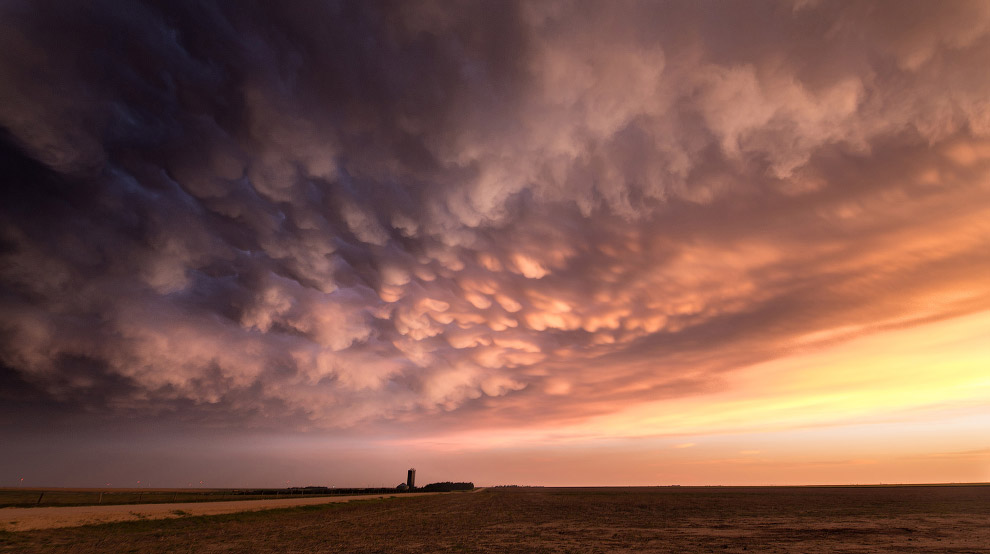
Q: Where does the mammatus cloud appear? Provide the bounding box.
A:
[2,0,990,432]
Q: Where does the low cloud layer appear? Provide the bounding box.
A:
[2,0,990,434]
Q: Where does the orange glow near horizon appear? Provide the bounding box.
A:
[386,309,990,485]
[4,1,990,489]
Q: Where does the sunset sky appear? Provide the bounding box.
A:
[1,0,989,488]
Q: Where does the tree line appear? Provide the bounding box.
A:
[419,482,474,492]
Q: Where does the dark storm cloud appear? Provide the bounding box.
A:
[2,0,990,433]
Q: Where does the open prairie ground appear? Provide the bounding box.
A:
[0,487,396,508]
[1,485,987,553]
[0,491,448,532]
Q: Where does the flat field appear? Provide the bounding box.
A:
[1,485,988,553]
[0,487,392,508]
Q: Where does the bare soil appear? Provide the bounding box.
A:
[1,486,987,553]
[0,491,444,532]
[0,487,402,508]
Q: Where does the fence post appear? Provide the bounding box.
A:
[98,492,103,504]
[36,492,44,505]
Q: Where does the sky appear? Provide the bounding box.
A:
[1,0,989,488]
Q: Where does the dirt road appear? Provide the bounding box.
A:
[0,492,445,531]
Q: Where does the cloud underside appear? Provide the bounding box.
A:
[1,0,989,432]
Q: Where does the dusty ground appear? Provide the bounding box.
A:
[0,486,987,553]
[0,491,444,532]
[0,487,415,508]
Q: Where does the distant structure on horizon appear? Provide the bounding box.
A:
[407,468,416,489]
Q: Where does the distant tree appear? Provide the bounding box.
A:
[421,481,474,492]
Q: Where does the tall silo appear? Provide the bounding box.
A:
[407,468,416,489]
